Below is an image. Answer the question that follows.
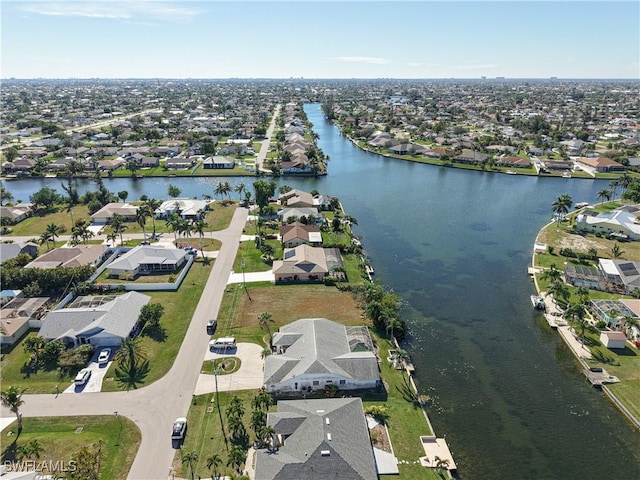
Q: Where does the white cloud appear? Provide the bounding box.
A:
[406,62,438,67]
[332,56,390,65]
[21,1,202,23]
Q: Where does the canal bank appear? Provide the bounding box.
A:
[531,219,640,430]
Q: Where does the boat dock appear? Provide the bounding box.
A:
[584,367,620,387]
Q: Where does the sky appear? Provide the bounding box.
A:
[1,0,639,79]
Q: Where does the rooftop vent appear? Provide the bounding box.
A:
[321,450,331,457]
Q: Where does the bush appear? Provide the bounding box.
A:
[324,276,337,286]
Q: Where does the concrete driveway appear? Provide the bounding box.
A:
[63,356,115,394]
[194,342,264,395]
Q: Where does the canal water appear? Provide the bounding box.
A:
[4,104,639,479]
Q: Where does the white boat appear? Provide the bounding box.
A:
[530,295,545,310]
[562,171,571,178]
[505,170,517,175]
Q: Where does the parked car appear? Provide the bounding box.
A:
[74,368,91,386]
[206,319,218,335]
[97,348,111,364]
[172,417,187,440]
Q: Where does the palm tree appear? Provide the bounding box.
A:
[43,223,62,250]
[192,218,208,256]
[391,348,411,370]
[23,336,47,367]
[227,445,247,474]
[547,279,570,305]
[136,204,151,241]
[575,286,590,304]
[110,213,127,246]
[611,244,624,259]
[596,189,612,203]
[540,263,562,283]
[143,198,161,237]
[551,194,572,225]
[206,453,223,480]
[166,213,181,242]
[564,302,589,340]
[258,312,274,346]
[235,183,246,202]
[250,409,267,437]
[1,385,26,431]
[115,337,147,370]
[19,439,44,460]
[434,456,450,476]
[181,449,199,480]
[609,178,620,200]
[260,425,277,452]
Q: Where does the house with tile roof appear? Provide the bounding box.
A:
[279,222,322,248]
[38,291,150,347]
[263,318,380,394]
[253,397,378,480]
[155,198,209,220]
[272,245,341,283]
[575,156,626,174]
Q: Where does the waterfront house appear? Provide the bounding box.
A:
[253,397,378,480]
[106,245,187,277]
[453,149,489,165]
[278,207,324,225]
[279,189,315,208]
[575,156,626,174]
[38,291,150,348]
[279,222,322,248]
[202,155,235,169]
[91,202,139,224]
[155,198,209,220]
[263,318,380,394]
[496,156,531,168]
[165,157,194,169]
[0,204,33,224]
[272,245,341,283]
[598,259,640,294]
[574,205,640,241]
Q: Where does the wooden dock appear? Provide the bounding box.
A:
[584,367,620,387]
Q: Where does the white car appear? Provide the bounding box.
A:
[74,368,91,386]
[172,418,187,440]
[97,348,111,364]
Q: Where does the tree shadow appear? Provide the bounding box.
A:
[143,324,167,343]
[591,350,621,366]
[395,374,419,405]
[115,361,150,390]
[1,439,19,462]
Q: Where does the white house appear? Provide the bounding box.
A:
[38,291,150,347]
[107,245,188,277]
[575,205,640,241]
[263,318,380,395]
[154,198,209,220]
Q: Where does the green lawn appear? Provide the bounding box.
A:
[1,415,141,480]
[0,331,77,394]
[6,205,91,237]
[233,239,280,273]
[101,259,214,391]
[205,203,238,231]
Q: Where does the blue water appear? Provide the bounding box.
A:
[4,104,639,479]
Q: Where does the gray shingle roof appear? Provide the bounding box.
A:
[254,398,377,480]
[264,318,379,387]
[39,291,150,342]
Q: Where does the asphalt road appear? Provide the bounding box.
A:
[255,104,281,173]
[1,207,249,479]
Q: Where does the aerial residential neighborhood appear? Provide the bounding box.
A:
[1,76,640,479]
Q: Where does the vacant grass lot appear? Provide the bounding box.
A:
[6,205,91,236]
[1,415,140,480]
[216,283,365,345]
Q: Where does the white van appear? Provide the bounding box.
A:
[209,337,236,350]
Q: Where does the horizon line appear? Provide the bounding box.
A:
[3,77,640,81]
